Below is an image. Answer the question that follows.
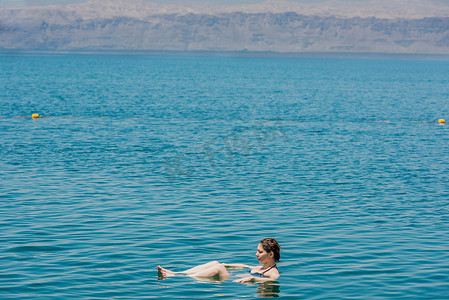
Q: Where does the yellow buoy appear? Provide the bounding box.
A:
[438,119,445,123]
[32,113,39,119]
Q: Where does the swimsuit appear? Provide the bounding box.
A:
[249,264,277,277]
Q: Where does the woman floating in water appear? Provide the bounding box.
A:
[157,238,280,283]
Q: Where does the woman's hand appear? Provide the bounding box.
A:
[233,276,255,283]
[233,276,277,284]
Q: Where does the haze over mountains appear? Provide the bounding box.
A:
[1,0,449,54]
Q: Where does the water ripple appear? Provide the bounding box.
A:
[1,55,449,299]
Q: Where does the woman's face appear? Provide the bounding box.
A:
[256,243,273,263]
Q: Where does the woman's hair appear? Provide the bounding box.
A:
[260,238,280,262]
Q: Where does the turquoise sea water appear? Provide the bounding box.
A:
[1,54,449,299]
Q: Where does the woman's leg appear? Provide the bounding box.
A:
[190,263,229,280]
[183,261,221,275]
[157,261,223,278]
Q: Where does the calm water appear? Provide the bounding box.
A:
[1,54,449,299]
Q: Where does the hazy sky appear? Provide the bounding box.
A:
[0,0,366,8]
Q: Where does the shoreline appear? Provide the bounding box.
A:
[2,49,449,60]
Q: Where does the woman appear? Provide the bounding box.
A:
[157,238,280,283]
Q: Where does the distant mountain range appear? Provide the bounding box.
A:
[1,0,449,54]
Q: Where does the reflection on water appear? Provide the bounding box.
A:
[256,281,280,298]
[188,277,281,298]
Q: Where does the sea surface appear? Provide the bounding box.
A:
[1,53,449,299]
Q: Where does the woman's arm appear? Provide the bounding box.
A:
[223,263,253,269]
[233,276,277,283]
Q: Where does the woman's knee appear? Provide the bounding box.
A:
[192,263,228,278]
[217,264,229,278]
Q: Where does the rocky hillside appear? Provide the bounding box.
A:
[1,0,448,54]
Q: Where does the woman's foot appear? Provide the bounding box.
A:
[157,265,176,278]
